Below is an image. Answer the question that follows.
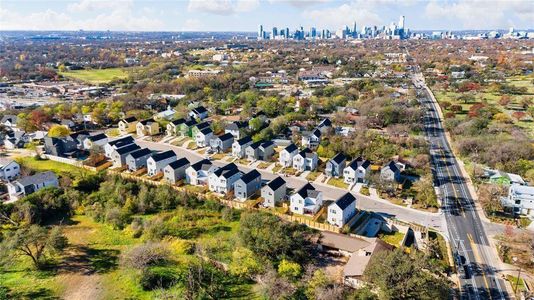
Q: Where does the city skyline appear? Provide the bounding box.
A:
[1,0,533,32]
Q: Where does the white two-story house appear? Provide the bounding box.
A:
[208,163,242,194]
[290,183,323,216]
[344,157,371,184]
[292,148,318,172]
[327,192,357,228]
[147,150,177,176]
[279,143,298,167]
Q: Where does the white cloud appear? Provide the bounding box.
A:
[182,18,203,31]
[0,3,164,31]
[67,0,133,13]
[424,0,534,29]
[187,0,259,15]
[302,2,382,29]
[267,0,332,8]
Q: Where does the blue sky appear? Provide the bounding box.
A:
[0,0,533,31]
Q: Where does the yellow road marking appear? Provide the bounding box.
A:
[468,233,493,300]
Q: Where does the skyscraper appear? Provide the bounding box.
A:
[272,27,278,39]
[258,25,264,40]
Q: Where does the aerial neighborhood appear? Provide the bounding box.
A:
[1,16,533,299]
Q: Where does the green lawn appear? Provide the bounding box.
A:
[327,177,348,189]
[378,231,405,247]
[17,156,87,175]
[60,68,129,84]
[306,171,321,181]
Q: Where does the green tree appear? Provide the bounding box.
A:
[0,225,67,269]
[277,259,301,279]
[228,247,263,279]
[48,124,71,137]
[412,175,438,209]
[364,248,450,300]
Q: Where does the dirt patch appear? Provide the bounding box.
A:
[59,273,103,300]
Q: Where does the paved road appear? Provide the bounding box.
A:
[135,139,445,230]
[413,71,508,300]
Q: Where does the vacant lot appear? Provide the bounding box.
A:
[60,68,128,84]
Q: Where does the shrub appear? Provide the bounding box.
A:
[278,259,302,279]
[139,268,177,291]
[122,242,170,270]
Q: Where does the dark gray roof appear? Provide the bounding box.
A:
[139,118,155,125]
[170,118,186,126]
[109,135,134,146]
[298,147,313,158]
[260,141,274,149]
[150,150,176,162]
[192,106,207,114]
[167,157,190,169]
[87,133,107,142]
[190,159,212,171]
[122,116,137,123]
[236,136,252,145]
[1,115,17,124]
[115,143,140,155]
[319,118,332,127]
[128,148,152,159]
[267,176,286,190]
[218,132,234,142]
[239,169,261,184]
[334,193,356,210]
[16,171,57,187]
[248,141,262,150]
[200,127,213,135]
[296,183,319,199]
[226,121,248,131]
[196,122,210,130]
[284,143,298,153]
[311,128,321,137]
[213,163,238,177]
[331,153,346,164]
[184,119,197,127]
[348,157,370,170]
[385,161,400,173]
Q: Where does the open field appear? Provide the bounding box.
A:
[60,68,129,84]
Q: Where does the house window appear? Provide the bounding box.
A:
[330,209,336,214]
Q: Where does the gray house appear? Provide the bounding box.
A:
[7,171,59,201]
[261,176,287,207]
[164,157,191,184]
[225,121,248,139]
[210,133,234,153]
[232,136,253,158]
[126,148,152,172]
[245,141,262,161]
[259,141,275,161]
[111,143,140,167]
[325,153,347,177]
[381,161,402,183]
[147,150,177,176]
[234,169,262,201]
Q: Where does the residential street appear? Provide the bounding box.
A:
[414,71,510,299]
[134,139,446,230]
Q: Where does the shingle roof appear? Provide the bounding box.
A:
[170,118,186,126]
[122,116,137,123]
[196,122,210,130]
[284,143,298,153]
[266,176,286,190]
[247,141,262,150]
[16,171,57,187]
[348,157,370,170]
[298,147,313,157]
[260,141,274,149]
[87,133,107,142]
[385,161,399,173]
[109,135,134,146]
[139,118,155,125]
[184,119,197,127]
[311,128,321,137]
[331,153,346,164]
[128,148,152,159]
[190,159,212,171]
[167,157,190,169]
[296,183,319,199]
[239,170,261,184]
[319,118,332,127]
[115,143,140,155]
[200,127,213,135]
[226,121,248,130]
[150,150,176,162]
[213,163,238,177]
[192,106,207,114]
[218,133,234,142]
[334,192,356,210]
[236,136,252,146]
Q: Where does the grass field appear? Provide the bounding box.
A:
[60,68,129,84]
[17,156,87,175]
[327,177,348,189]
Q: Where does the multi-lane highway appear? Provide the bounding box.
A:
[413,71,509,299]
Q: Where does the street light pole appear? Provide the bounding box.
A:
[512,256,522,295]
